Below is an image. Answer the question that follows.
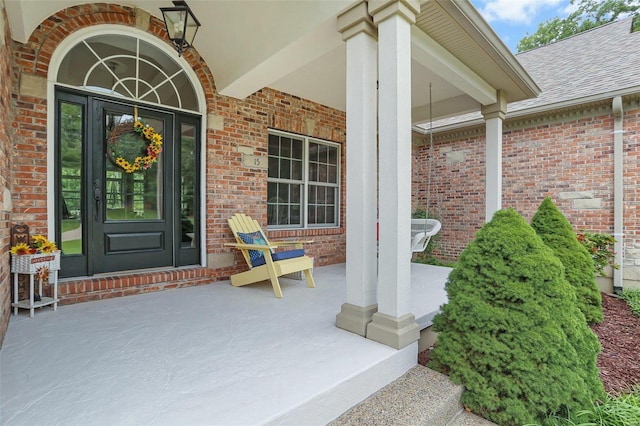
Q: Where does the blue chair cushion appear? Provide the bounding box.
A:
[251,249,306,267]
[237,231,269,266]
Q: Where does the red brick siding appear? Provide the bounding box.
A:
[8,4,346,306]
[208,88,346,274]
[622,108,640,260]
[413,108,639,263]
[413,133,486,259]
[0,3,14,347]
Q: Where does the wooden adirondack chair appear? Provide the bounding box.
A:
[226,213,315,298]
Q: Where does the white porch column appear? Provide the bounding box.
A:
[335,1,379,336]
[481,91,507,221]
[366,0,420,350]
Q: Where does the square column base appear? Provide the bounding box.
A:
[366,312,419,349]
[336,303,378,337]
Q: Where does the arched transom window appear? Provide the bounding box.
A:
[57,34,198,111]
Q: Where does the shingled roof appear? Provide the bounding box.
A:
[420,17,640,132]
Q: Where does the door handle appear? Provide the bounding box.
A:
[93,179,101,221]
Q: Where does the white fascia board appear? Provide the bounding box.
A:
[217,17,341,100]
[411,26,496,106]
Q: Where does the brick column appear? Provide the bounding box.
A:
[366,0,420,349]
[336,1,379,336]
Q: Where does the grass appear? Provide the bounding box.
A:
[620,289,640,317]
[62,219,81,233]
[533,387,640,426]
[61,239,81,255]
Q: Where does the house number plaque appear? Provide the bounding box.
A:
[242,154,268,169]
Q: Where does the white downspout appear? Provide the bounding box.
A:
[612,96,624,294]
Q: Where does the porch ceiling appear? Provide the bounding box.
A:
[5,0,539,124]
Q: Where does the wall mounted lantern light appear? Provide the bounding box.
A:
[160,0,201,56]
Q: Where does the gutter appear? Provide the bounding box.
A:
[612,96,624,294]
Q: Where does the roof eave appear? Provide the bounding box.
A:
[438,0,541,102]
[413,86,640,136]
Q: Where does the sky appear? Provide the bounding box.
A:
[470,0,574,52]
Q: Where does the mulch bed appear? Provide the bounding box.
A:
[418,292,640,395]
[591,293,640,394]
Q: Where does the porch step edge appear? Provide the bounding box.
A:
[265,343,418,426]
[329,365,467,426]
[447,410,498,426]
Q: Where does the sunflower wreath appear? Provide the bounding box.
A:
[107,119,163,173]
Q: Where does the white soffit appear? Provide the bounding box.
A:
[411,26,495,106]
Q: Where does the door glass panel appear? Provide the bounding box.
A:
[60,102,84,255]
[180,123,196,247]
[104,112,163,221]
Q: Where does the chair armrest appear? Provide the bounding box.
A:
[225,243,278,250]
[270,240,314,246]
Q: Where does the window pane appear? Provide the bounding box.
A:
[318,164,328,183]
[281,137,291,157]
[279,158,291,179]
[328,165,337,184]
[308,186,316,204]
[309,162,318,182]
[292,141,303,159]
[268,156,279,178]
[317,186,326,203]
[327,187,335,204]
[309,143,318,162]
[180,123,196,247]
[60,102,84,255]
[291,203,301,225]
[268,181,277,200]
[292,159,303,180]
[268,134,279,156]
[329,147,337,165]
[308,205,316,224]
[291,185,301,203]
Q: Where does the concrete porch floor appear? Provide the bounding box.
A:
[0,263,450,425]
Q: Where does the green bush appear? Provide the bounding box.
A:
[577,231,619,277]
[429,208,604,426]
[620,289,640,317]
[531,198,603,324]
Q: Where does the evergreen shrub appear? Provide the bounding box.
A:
[429,208,604,426]
[531,198,603,324]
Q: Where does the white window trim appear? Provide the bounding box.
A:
[268,129,341,230]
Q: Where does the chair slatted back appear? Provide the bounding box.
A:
[228,214,272,268]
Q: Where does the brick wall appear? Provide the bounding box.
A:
[0,0,13,347]
[620,107,640,284]
[8,4,346,305]
[413,102,640,287]
[412,132,485,259]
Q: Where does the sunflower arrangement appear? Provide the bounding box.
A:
[109,119,163,174]
[11,235,59,255]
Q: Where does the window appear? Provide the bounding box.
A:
[57,34,199,112]
[268,131,340,228]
